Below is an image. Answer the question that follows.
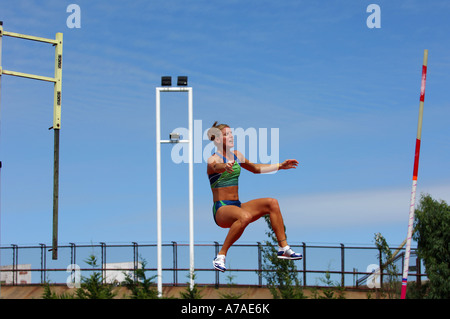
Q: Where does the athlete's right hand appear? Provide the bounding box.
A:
[225,162,234,173]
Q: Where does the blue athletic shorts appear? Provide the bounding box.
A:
[212,200,241,226]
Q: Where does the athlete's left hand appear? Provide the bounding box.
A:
[279,159,299,170]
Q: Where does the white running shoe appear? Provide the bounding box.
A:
[213,254,226,272]
[277,246,303,260]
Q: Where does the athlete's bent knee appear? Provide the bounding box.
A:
[268,198,280,212]
[239,212,253,228]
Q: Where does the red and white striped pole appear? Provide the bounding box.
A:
[401,49,428,299]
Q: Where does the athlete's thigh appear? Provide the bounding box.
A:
[215,205,248,228]
[241,198,273,223]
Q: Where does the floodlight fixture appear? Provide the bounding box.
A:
[177,76,188,86]
[161,76,172,86]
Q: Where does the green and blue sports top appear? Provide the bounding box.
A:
[209,152,242,225]
[208,152,241,189]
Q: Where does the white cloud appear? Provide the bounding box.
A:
[278,183,450,229]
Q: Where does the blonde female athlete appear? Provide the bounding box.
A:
[207,122,302,272]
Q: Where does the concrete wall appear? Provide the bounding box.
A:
[0,284,371,299]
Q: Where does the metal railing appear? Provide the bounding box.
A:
[0,242,426,288]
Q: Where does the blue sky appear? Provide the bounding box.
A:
[1,0,449,254]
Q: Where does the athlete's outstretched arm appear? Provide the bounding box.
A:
[235,150,298,174]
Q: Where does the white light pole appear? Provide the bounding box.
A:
[155,78,194,297]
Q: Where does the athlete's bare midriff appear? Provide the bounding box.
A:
[212,186,239,202]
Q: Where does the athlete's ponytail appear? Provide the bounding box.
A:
[207,121,229,141]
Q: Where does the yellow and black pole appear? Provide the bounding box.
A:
[0,22,63,260]
[52,32,63,260]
